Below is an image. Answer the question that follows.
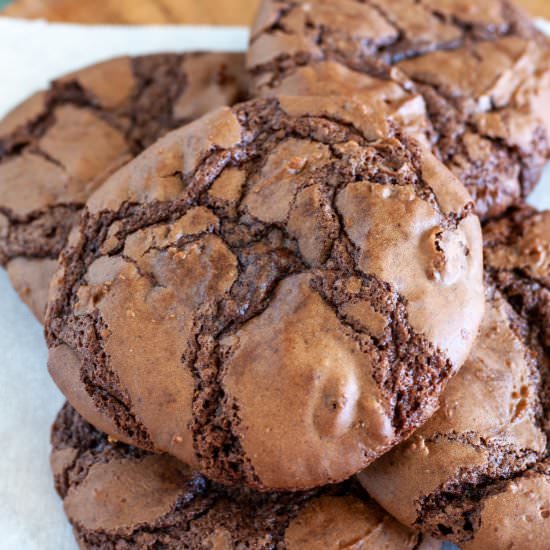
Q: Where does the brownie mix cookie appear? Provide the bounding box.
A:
[45,96,484,491]
[0,52,247,321]
[359,208,550,549]
[51,403,441,550]
[247,0,550,220]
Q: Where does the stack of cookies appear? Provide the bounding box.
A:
[1,1,548,548]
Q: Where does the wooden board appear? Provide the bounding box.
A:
[3,0,550,24]
[519,0,550,19]
[1,0,260,25]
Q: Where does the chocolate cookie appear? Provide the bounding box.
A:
[0,52,247,321]
[51,403,441,550]
[45,96,484,491]
[247,0,550,220]
[359,208,549,549]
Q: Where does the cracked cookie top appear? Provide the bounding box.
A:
[50,403,440,550]
[359,207,550,549]
[0,52,247,321]
[45,96,484,491]
[247,0,550,220]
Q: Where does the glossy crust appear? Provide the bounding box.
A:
[359,207,550,549]
[50,403,441,550]
[247,0,550,220]
[0,52,247,321]
[45,96,484,491]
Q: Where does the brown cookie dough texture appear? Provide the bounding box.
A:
[247,0,550,220]
[46,96,484,491]
[51,403,441,550]
[0,52,247,321]
[359,208,550,549]
[484,207,550,364]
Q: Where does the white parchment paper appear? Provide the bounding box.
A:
[0,16,548,550]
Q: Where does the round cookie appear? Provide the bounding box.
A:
[46,96,484,491]
[247,0,550,220]
[0,52,247,321]
[51,403,441,550]
[358,208,549,549]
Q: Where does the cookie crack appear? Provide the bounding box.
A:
[414,437,545,543]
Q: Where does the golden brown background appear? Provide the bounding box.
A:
[2,0,550,24]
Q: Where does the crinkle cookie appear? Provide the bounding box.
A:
[0,52,247,321]
[247,0,550,220]
[46,96,484,491]
[359,208,549,549]
[51,403,442,550]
